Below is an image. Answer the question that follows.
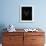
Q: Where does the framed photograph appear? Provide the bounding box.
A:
[20,5,34,22]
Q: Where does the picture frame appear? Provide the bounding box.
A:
[20,5,34,22]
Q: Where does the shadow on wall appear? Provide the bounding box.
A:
[0,24,7,43]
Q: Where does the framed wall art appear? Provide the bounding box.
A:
[20,5,34,22]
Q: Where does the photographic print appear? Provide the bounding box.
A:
[20,5,34,22]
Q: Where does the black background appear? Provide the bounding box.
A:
[22,7,32,20]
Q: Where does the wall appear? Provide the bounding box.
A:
[0,0,46,29]
[0,0,46,43]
